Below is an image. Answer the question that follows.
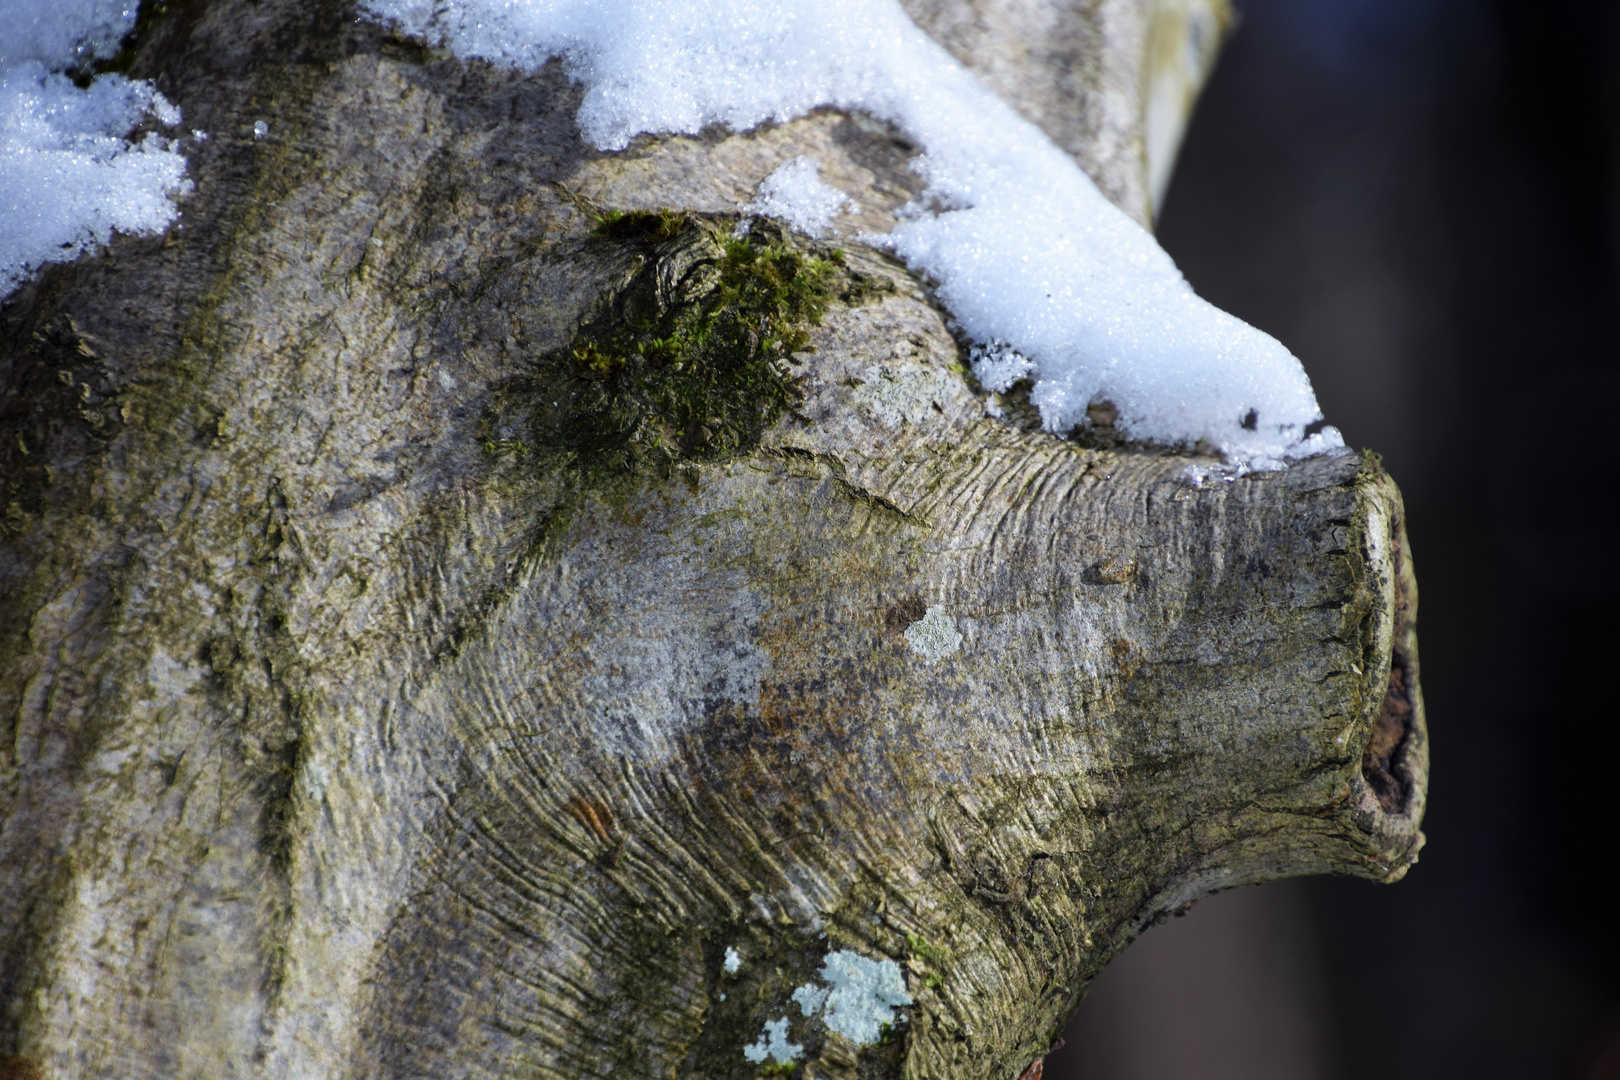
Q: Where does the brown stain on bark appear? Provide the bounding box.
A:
[566,796,616,844]
[882,594,928,632]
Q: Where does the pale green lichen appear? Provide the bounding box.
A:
[743,1017,802,1066]
[790,949,913,1046]
[903,605,962,663]
[854,362,953,428]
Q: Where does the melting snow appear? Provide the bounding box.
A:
[1,0,190,297]
[10,0,1347,466]
[744,155,848,238]
[361,0,1343,468]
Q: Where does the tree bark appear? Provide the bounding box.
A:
[0,1,1426,1078]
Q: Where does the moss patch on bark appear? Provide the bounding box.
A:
[483,213,885,487]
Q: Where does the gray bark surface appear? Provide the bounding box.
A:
[0,1,1426,1078]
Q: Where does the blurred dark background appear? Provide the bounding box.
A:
[1052,0,1620,1077]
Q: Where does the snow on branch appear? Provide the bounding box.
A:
[364,0,1344,468]
[1,0,190,297]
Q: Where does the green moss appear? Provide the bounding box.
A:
[905,932,948,988]
[488,215,876,492]
[259,733,304,876]
[593,208,692,244]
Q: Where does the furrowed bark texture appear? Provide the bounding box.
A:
[0,1,1425,1078]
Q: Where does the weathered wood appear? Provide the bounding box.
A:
[0,1,1424,1077]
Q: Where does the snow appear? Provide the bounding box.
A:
[1,0,190,297]
[361,0,1343,468]
[744,155,848,238]
[969,340,1036,395]
[723,945,742,973]
[743,1017,802,1065]
[5,0,1346,467]
[1,0,138,70]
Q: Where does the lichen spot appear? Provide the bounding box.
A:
[904,605,962,663]
[724,945,742,974]
[792,982,828,1016]
[791,949,914,1046]
[744,1017,802,1066]
[856,362,953,427]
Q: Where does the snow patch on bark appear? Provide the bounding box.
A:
[359,0,1343,469]
[1,0,190,296]
[743,155,849,238]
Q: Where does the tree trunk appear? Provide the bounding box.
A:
[0,1,1426,1078]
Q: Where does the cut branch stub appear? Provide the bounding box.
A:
[0,2,1424,1077]
[356,373,1427,1079]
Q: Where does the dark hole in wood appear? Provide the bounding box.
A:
[882,594,928,630]
[1362,650,1414,812]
